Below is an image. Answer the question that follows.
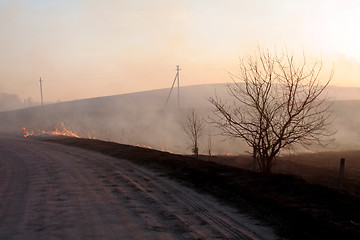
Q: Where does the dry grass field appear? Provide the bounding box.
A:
[208,151,360,197]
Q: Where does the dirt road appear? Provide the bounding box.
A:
[0,136,277,240]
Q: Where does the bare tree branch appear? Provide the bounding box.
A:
[209,48,334,175]
[182,109,205,159]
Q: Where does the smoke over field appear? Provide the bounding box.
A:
[1,84,360,155]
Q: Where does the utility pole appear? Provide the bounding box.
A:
[176,65,180,109]
[39,77,44,107]
[164,65,181,109]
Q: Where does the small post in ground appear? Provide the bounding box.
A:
[339,158,345,188]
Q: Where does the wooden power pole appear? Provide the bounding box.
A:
[164,65,181,109]
[39,77,44,107]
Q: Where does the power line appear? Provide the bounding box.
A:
[46,68,174,82]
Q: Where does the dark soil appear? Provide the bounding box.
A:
[41,136,360,240]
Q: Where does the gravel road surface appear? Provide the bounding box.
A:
[0,136,277,239]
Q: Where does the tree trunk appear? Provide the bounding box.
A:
[263,157,272,175]
[258,155,273,175]
[252,146,257,171]
[193,144,199,160]
[263,164,272,176]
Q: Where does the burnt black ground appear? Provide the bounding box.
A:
[42,136,360,240]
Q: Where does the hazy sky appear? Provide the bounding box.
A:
[1,0,359,102]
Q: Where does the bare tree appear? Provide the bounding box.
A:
[206,124,212,159]
[183,109,205,159]
[210,49,334,175]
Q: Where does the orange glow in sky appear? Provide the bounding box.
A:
[0,0,359,102]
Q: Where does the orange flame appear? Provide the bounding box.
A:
[21,122,92,138]
[136,144,153,149]
[22,127,35,138]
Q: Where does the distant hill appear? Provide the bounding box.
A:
[1,83,359,114]
[325,85,360,100]
[1,83,360,154]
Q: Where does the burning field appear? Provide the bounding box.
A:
[22,122,95,139]
[22,122,80,138]
[2,84,360,239]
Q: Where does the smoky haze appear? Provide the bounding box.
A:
[1,83,360,155]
